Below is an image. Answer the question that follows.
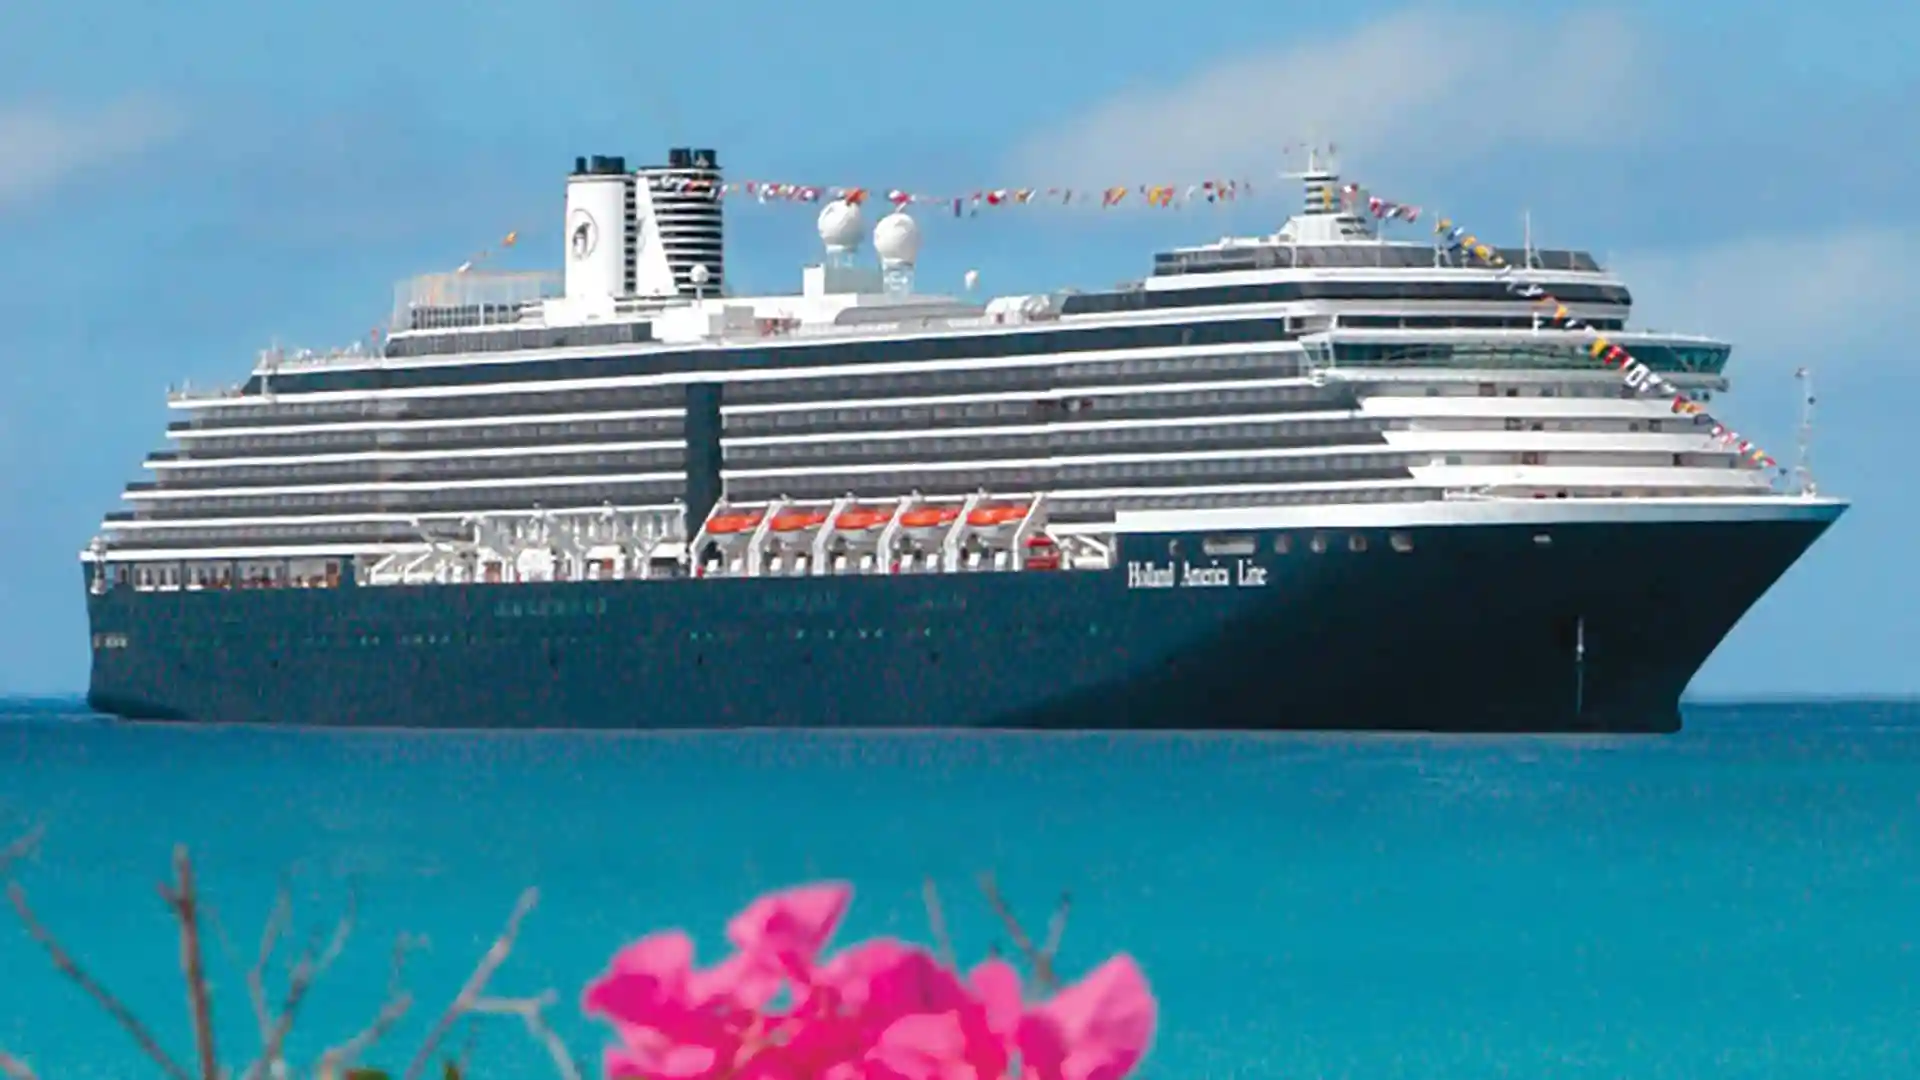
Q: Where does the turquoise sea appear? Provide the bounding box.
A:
[2,698,1918,1079]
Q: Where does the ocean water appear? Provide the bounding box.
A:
[2,700,1918,1079]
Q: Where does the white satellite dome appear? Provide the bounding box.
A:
[873,210,921,266]
[816,198,864,253]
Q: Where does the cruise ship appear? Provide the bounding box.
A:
[80,145,1846,732]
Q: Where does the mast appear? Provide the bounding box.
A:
[1794,365,1817,496]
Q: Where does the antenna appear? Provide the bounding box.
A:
[1794,365,1817,496]
[1523,209,1534,269]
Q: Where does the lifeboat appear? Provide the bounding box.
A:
[835,506,894,531]
[706,512,764,536]
[966,503,1029,528]
[899,506,959,530]
[769,509,829,533]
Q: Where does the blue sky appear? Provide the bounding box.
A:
[0,0,1915,696]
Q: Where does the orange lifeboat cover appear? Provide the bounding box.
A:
[836,507,892,531]
[967,504,1028,527]
[770,510,828,533]
[900,507,958,528]
[707,513,764,535]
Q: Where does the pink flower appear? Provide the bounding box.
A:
[582,881,1156,1080]
[866,1009,1009,1080]
[727,882,852,981]
[582,930,754,1080]
[584,884,857,1079]
[1016,956,1157,1080]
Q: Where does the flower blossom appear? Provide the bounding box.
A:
[582,881,1156,1080]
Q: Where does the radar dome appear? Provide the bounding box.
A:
[873,210,921,266]
[817,199,864,252]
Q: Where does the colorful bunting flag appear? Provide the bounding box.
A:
[1406,207,1780,473]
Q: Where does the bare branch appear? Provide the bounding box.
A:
[470,993,582,1080]
[248,885,293,1051]
[157,845,220,1080]
[0,1046,39,1080]
[976,872,1057,991]
[402,888,539,1080]
[0,827,42,879]
[7,880,195,1080]
[315,932,422,1080]
[201,896,250,1000]
[317,992,413,1080]
[921,877,958,971]
[242,885,359,1080]
[0,832,50,1079]
[1042,890,1072,970]
[455,1017,478,1080]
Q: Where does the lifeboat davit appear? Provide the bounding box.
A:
[707,512,764,536]
[835,506,894,531]
[769,509,829,533]
[900,506,959,530]
[966,503,1029,528]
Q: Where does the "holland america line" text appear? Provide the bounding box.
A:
[1125,560,1268,589]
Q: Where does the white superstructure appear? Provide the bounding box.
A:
[88,144,1832,590]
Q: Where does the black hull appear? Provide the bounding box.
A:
[83,501,1842,734]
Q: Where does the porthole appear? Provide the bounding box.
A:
[1348,534,1368,553]
[1309,534,1328,554]
[1390,532,1414,553]
[1273,534,1291,555]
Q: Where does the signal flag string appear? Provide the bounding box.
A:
[648,173,1272,213]
[1342,187,1781,475]
[454,230,521,274]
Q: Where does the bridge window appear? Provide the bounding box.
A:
[1203,535,1256,557]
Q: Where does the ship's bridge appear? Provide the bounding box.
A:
[1150,242,1606,276]
[1302,326,1731,378]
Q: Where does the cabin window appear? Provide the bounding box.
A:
[1390,532,1413,553]
[1309,534,1328,554]
[1273,534,1291,555]
[1202,535,1256,557]
[1348,534,1368,553]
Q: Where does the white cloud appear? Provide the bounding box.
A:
[0,98,184,209]
[1613,227,1913,363]
[1002,7,1650,185]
